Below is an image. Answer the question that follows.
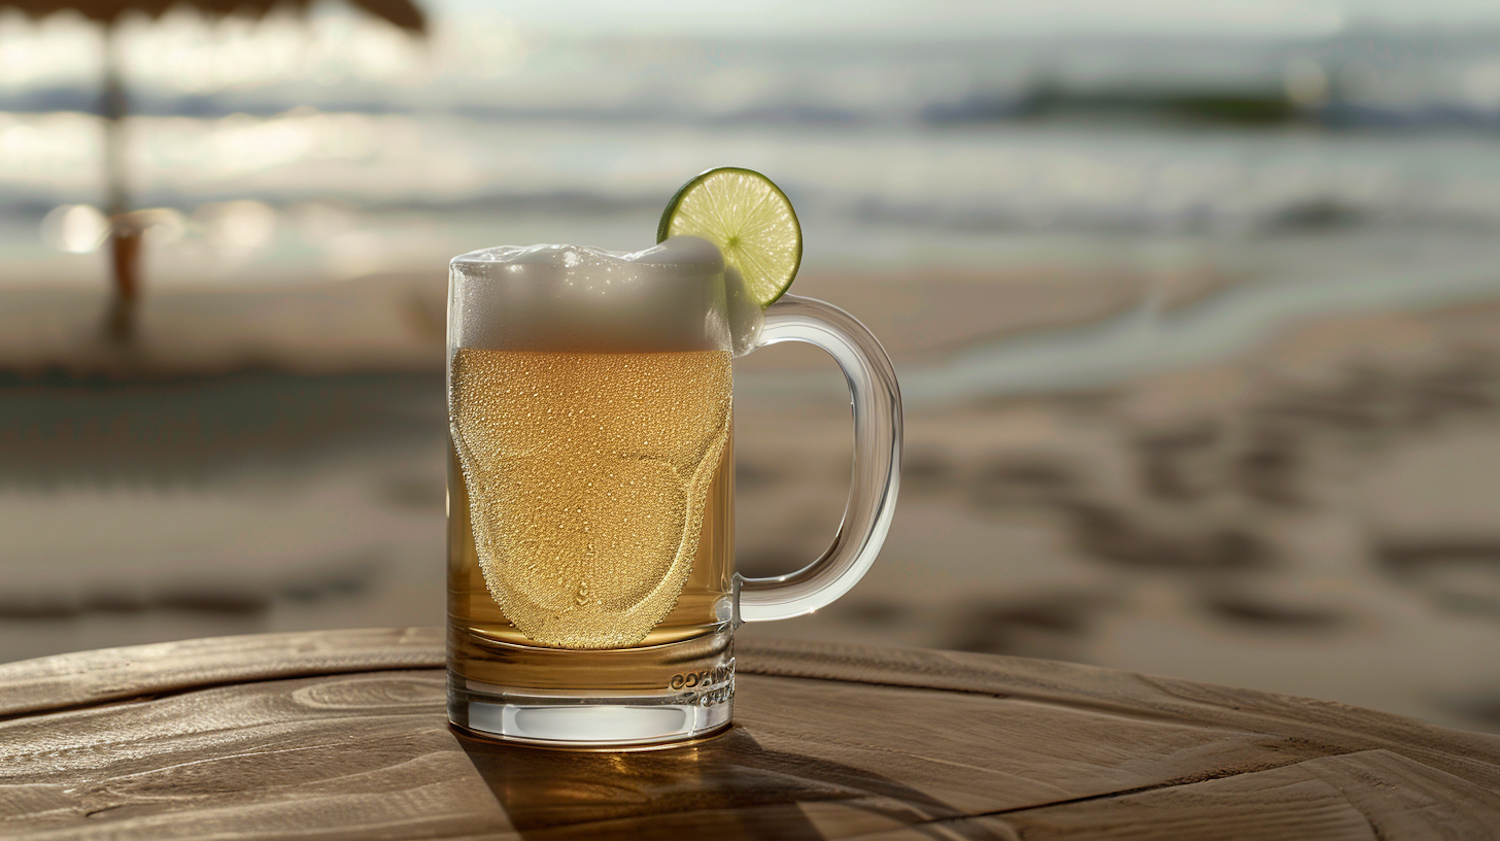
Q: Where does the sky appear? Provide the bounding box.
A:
[438,0,1500,40]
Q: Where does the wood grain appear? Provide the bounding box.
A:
[0,629,1496,839]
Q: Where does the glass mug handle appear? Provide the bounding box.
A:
[736,295,903,622]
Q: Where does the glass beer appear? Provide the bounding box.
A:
[447,237,900,747]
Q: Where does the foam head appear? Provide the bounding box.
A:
[449,236,760,354]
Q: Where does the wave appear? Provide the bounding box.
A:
[8,81,1500,133]
[3,181,1498,239]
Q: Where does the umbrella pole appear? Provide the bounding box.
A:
[102,24,140,344]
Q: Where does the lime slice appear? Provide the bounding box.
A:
[658,167,802,307]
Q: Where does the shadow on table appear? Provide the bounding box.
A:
[454,725,1003,840]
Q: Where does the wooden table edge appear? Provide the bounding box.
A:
[1,626,1497,771]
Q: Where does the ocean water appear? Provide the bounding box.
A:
[6,23,1500,274]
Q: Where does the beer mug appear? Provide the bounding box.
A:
[446,237,901,747]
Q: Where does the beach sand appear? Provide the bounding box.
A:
[3,265,1499,734]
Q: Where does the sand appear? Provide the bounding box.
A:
[3,266,1500,734]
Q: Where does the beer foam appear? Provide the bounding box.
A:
[450,236,762,355]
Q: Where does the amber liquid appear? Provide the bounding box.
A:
[448,349,735,698]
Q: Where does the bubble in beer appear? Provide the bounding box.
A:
[451,348,732,648]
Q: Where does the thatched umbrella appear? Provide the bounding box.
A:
[4,0,426,341]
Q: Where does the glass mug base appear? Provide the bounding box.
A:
[447,626,736,748]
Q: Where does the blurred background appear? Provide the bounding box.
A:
[4,0,1500,733]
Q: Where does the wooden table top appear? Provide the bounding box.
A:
[2,627,1498,840]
